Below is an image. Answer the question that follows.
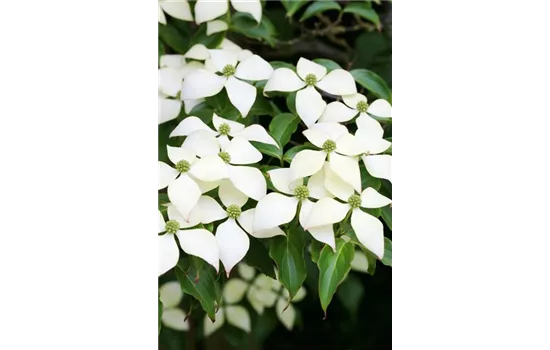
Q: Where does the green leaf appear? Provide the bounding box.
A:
[190,23,225,49]
[283,144,316,163]
[205,90,240,119]
[251,141,282,160]
[309,240,323,264]
[343,2,381,29]
[249,93,275,116]
[158,40,165,67]
[188,102,214,124]
[285,92,297,115]
[350,69,392,102]
[360,161,382,191]
[381,237,392,266]
[336,273,364,318]
[158,193,170,212]
[158,297,163,335]
[300,1,341,21]
[175,260,221,321]
[363,248,378,275]
[231,13,277,46]
[269,113,299,147]
[269,230,307,299]
[381,205,392,230]
[158,23,190,54]
[317,239,355,314]
[340,223,377,275]
[313,58,342,72]
[282,0,310,17]
[244,236,277,279]
[270,61,296,71]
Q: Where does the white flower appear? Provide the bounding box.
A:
[159,91,182,125]
[158,209,220,275]
[181,50,273,117]
[159,281,189,331]
[319,93,392,124]
[303,186,391,259]
[219,39,254,62]
[158,0,193,25]
[194,0,262,25]
[350,250,370,274]
[264,58,357,126]
[290,122,363,192]
[158,144,227,220]
[203,267,253,336]
[206,20,229,35]
[192,181,283,275]
[253,167,338,249]
[355,112,392,182]
[170,113,279,149]
[182,131,267,200]
[246,274,306,330]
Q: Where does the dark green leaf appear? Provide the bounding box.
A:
[231,13,277,46]
[283,144,316,163]
[205,90,240,119]
[286,92,297,115]
[158,23,190,54]
[189,23,225,49]
[251,141,282,160]
[309,240,323,264]
[158,193,170,212]
[282,0,310,17]
[158,297,163,335]
[300,1,341,21]
[381,205,392,230]
[317,238,355,313]
[175,260,221,321]
[381,237,392,266]
[343,2,381,29]
[313,58,342,72]
[188,102,214,124]
[249,93,275,116]
[336,273,364,318]
[269,61,296,71]
[158,41,165,67]
[244,236,277,279]
[269,230,307,299]
[360,161,382,191]
[269,113,299,147]
[350,69,392,102]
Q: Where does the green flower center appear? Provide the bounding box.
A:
[226,204,242,219]
[175,160,191,173]
[222,64,236,77]
[322,140,337,153]
[356,100,368,113]
[218,151,231,163]
[304,73,317,86]
[348,195,362,209]
[218,123,231,136]
[165,220,180,234]
[293,185,310,201]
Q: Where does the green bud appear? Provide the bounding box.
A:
[218,151,231,163]
[322,139,337,153]
[356,100,368,113]
[304,73,317,86]
[226,204,242,219]
[348,194,362,209]
[219,123,231,135]
[175,160,191,173]
[222,64,236,77]
[165,220,180,234]
[293,185,310,201]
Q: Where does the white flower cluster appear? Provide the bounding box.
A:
[158,41,392,278]
[158,0,262,35]
[159,264,306,334]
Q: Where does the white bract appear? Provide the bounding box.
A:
[182,130,267,201]
[290,122,363,192]
[304,187,391,259]
[170,113,279,149]
[158,210,220,275]
[253,167,338,249]
[203,268,254,336]
[159,281,189,331]
[319,94,392,124]
[355,112,392,182]
[350,250,370,274]
[194,0,262,24]
[158,144,226,220]
[264,58,357,126]
[181,50,273,117]
[158,0,193,25]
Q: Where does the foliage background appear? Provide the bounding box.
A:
[159,1,392,349]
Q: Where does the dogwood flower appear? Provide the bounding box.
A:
[170,113,279,149]
[264,58,357,126]
[159,281,189,331]
[303,186,391,259]
[194,0,262,25]
[158,0,193,25]
[319,94,392,124]
[182,130,267,200]
[219,39,253,62]
[159,91,181,124]
[158,209,219,275]
[289,122,363,192]
[181,50,273,117]
[203,269,254,336]
[206,20,229,35]
[253,167,338,248]
[355,113,392,182]
[350,250,370,274]
[158,144,226,220]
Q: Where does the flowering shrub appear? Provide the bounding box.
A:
[159,1,392,347]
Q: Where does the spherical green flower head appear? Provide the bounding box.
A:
[165,220,180,234]
[322,140,337,153]
[304,73,317,86]
[218,151,231,163]
[293,185,310,201]
[222,64,236,77]
[175,160,190,173]
[348,194,362,209]
[226,204,242,219]
[356,100,368,113]
[219,123,231,136]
